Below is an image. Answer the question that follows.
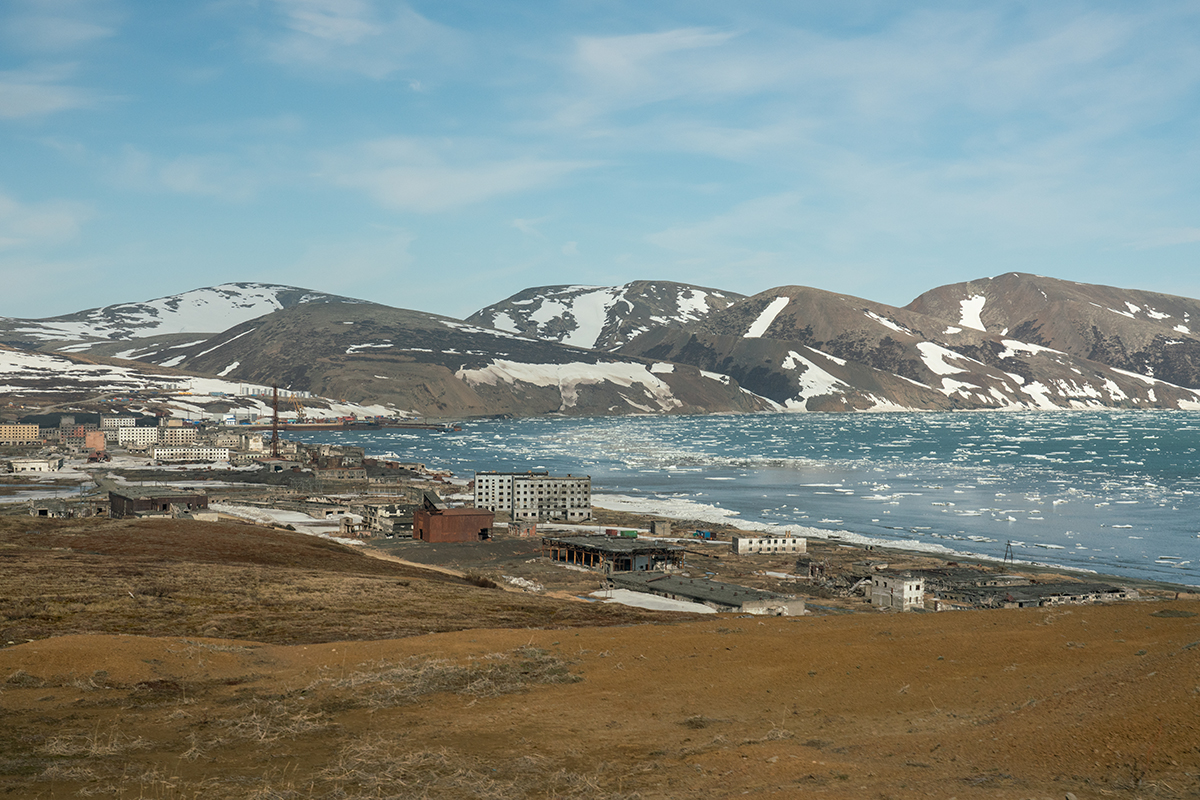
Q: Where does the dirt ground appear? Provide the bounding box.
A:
[2,518,1198,799]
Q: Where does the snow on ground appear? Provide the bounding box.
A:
[959,294,987,331]
[863,310,914,335]
[745,297,789,338]
[916,342,968,375]
[209,503,362,545]
[456,360,683,411]
[591,588,716,614]
[780,350,848,406]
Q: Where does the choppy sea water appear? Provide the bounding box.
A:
[291,411,1200,587]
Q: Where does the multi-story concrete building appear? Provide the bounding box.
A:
[118,426,159,449]
[100,416,137,430]
[151,446,231,462]
[474,471,591,521]
[870,573,925,611]
[159,427,197,446]
[731,534,807,555]
[0,424,40,445]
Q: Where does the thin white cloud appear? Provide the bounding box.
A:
[1,0,118,53]
[318,138,593,213]
[0,66,98,118]
[264,0,465,79]
[110,148,260,202]
[0,190,92,251]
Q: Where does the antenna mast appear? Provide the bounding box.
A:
[271,385,280,458]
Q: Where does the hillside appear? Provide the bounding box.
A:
[467,280,743,350]
[907,272,1200,389]
[619,285,1200,411]
[0,283,357,351]
[123,300,774,417]
[1,518,1196,799]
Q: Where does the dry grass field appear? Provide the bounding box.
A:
[1,517,1198,799]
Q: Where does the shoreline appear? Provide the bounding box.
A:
[588,495,1200,595]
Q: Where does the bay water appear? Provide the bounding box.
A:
[292,410,1200,587]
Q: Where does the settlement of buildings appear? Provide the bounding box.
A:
[609,572,806,615]
[475,471,591,521]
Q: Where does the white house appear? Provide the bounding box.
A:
[870,573,925,611]
[731,534,807,555]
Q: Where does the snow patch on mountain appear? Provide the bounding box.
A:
[456,359,684,412]
[959,295,987,331]
[9,283,346,342]
[746,297,790,338]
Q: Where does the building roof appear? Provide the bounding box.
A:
[108,488,208,500]
[611,572,788,606]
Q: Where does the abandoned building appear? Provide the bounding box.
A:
[108,489,209,519]
[413,492,493,543]
[474,470,591,521]
[936,582,1139,609]
[870,573,926,611]
[610,572,806,615]
[732,534,807,555]
[542,535,685,573]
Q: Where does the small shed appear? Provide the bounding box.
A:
[109,489,208,519]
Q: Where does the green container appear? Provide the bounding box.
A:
[621,530,637,538]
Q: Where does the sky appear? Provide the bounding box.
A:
[4,0,1200,320]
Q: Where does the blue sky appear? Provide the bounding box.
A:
[4,0,1200,320]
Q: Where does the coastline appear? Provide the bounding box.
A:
[589,493,1200,596]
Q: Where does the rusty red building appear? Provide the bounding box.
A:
[412,491,493,542]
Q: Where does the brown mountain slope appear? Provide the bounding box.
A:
[906,272,1200,388]
[129,300,773,417]
[621,285,1200,411]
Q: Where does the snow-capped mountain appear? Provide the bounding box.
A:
[905,272,1200,390]
[619,284,1200,412]
[0,283,356,348]
[126,300,775,418]
[466,281,743,351]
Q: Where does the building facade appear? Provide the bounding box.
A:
[151,446,231,462]
[870,574,925,611]
[0,424,40,445]
[474,471,591,521]
[731,534,807,555]
[118,426,160,448]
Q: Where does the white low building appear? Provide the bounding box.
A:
[9,456,64,472]
[870,574,925,611]
[151,446,231,463]
[731,534,807,555]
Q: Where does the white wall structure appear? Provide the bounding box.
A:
[732,534,807,555]
[117,427,159,448]
[475,471,591,521]
[871,574,925,611]
[151,446,231,462]
[9,457,64,472]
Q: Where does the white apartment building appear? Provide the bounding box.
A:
[151,446,231,463]
[160,427,198,446]
[731,534,807,555]
[870,574,925,611]
[117,426,159,448]
[100,416,137,430]
[474,471,591,521]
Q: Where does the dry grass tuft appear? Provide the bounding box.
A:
[41,725,151,758]
[310,645,580,709]
[4,668,43,687]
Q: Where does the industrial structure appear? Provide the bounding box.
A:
[541,534,684,572]
[108,489,209,519]
[474,471,591,521]
[413,491,493,542]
